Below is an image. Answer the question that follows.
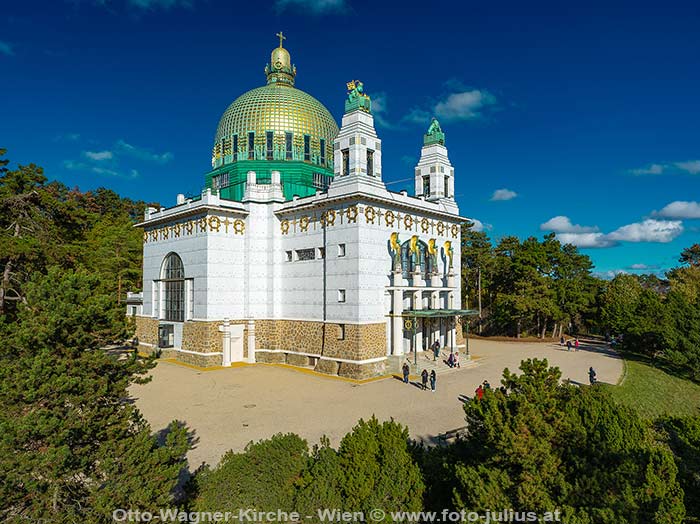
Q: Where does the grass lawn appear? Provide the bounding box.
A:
[605,356,700,419]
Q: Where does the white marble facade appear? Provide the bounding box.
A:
[137,105,466,366]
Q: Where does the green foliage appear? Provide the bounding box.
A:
[0,150,145,336]
[658,416,700,521]
[190,419,423,522]
[423,359,686,523]
[680,244,700,267]
[0,270,189,523]
[192,433,309,513]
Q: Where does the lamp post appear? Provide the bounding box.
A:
[404,316,417,372]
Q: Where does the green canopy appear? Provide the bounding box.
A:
[402,309,479,318]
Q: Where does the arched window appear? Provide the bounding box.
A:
[400,240,433,279]
[161,253,185,322]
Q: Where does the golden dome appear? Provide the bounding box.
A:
[212,39,338,169]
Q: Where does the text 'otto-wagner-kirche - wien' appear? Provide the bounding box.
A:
[130,35,475,379]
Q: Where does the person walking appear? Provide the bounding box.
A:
[559,335,565,346]
[575,338,580,351]
[566,340,572,352]
[589,367,597,385]
[402,362,410,384]
[475,384,484,400]
[429,370,437,392]
[432,340,440,362]
[483,379,491,390]
[421,368,429,391]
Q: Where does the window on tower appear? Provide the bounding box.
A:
[304,135,311,161]
[423,175,430,197]
[232,135,238,161]
[367,150,374,177]
[285,132,293,160]
[320,139,326,166]
[266,131,274,160]
[444,175,449,197]
[342,149,349,176]
[248,132,255,160]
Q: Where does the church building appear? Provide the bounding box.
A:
[133,36,471,379]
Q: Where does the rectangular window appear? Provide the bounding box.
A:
[312,172,331,190]
[338,289,346,303]
[338,324,345,340]
[266,131,274,160]
[342,149,349,176]
[367,150,374,177]
[232,135,238,161]
[212,172,229,190]
[318,247,325,259]
[130,306,137,316]
[296,248,315,261]
[304,135,311,161]
[285,250,293,262]
[320,139,326,166]
[248,132,255,160]
[423,175,430,197]
[338,243,346,257]
[444,175,449,197]
[285,132,293,160]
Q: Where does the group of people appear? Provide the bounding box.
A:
[560,336,580,351]
[401,363,437,392]
[474,379,491,400]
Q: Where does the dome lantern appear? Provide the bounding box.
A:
[265,31,296,87]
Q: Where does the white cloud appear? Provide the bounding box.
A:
[556,232,616,248]
[370,92,394,129]
[434,90,497,122]
[63,160,139,179]
[630,163,666,175]
[540,215,598,234]
[629,160,700,176]
[274,0,348,14]
[594,269,629,279]
[116,140,173,164]
[607,219,683,243]
[655,200,700,219]
[543,216,683,248]
[466,218,491,232]
[627,263,659,270]
[490,188,517,201]
[83,150,113,161]
[0,41,14,56]
[675,160,700,175]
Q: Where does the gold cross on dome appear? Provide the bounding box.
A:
[276,31,286,48]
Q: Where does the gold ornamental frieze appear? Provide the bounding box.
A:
[143,215,246,243]
[277,204,459,238]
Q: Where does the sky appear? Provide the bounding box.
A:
[2,0,699,277]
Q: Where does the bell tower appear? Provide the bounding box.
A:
[329,80,385,193]
[414,118,455,205]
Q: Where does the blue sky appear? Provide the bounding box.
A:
[2,0,699,276]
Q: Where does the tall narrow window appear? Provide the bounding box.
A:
[320,139,326,166]
[367,150,374,177]
[342,149,349,176]
[423,175,430,197]
[285,132,293,160]
[248,132,255,160]
[232,135,238,161]
[304,135,311,161]
[266,131,274,160]
[444,175,449,197]
[161,253,185,322]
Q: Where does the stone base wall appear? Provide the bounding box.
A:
[161,349,221,368]
[134,316,159,347]
[255,320,386,361]
[337,360,386,380]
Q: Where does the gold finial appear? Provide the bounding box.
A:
[346,80,356,91]
[276,31,286,48]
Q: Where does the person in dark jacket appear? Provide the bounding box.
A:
[421,369,429,390]
[430,370,437,392]
[402,363,410,384]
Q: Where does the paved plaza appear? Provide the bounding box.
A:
[131,339,623,468]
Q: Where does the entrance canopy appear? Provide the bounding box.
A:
[402,309,479,318]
